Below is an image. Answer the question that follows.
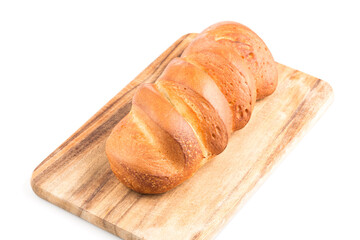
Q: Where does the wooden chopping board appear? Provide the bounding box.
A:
[31,33,333,240]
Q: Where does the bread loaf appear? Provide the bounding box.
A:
[106,21,278,194]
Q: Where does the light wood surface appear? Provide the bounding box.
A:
[31,33,333,240]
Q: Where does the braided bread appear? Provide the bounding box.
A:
[105,21,277,194]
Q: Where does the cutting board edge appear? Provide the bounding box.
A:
[30,76,334,240]
[30,32,334,240]
[30,32,198,182]
[30,32,198,240]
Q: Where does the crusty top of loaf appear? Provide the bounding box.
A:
[132,84,204,168]
[156,79,228,157]
[182,21,277,99]
[184,51,255,131]
[157,58,233,135]
[106,21,278,194]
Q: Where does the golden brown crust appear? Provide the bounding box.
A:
[183,21,277,99]
[105,107,186,194]
[105,21,278,194]
[157,58,233,135]
[132,84,204,168]
[184,51,256,131]
[155,79,228,156]
[106,99,204,194]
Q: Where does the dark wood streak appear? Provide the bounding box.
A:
[89,179,120,209]
[277,78,321,139]
[81,168,114,208]
[33,101,132,184]
[102,190,132,221]
[69,161,109,200]
[80,174,121,210]
[191,232,202,240]
[114,196,141,225]
[101,191,141,230]
[277,100,307,139]
[282,78,322,139]
[133,206,154,230]
[310,78,322,91]
[33,88,129,172]
[32,35,192,185]
[287,69,300,81]
[133,194,164,230]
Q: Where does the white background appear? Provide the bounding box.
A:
[1,0,359,239]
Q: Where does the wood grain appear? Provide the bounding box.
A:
[31,33,333,240]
